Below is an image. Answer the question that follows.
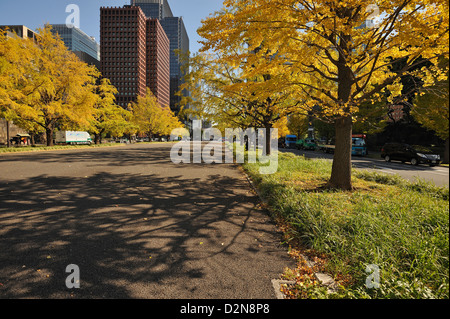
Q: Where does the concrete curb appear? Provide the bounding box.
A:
[240,167,338,298]
[271,280,296,299]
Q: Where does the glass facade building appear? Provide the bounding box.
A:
[131,0,173,19]
[159,17,189,78]
[50,24,100,62]
[160,17,189,113]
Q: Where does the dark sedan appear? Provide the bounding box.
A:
[381,143,441,166]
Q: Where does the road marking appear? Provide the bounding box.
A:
[283,149,449,185]
[362,166,448,177]
[353,162,449,176]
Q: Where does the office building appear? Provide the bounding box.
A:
[0,25,38,41]
[132,0,190,114]
[160,16,189,113]
[100,6,170,108]
[100,6,148,108]
[131,0,173,19]
[146,18,170,108]
[387,104,405,123]
[50,24,100,62]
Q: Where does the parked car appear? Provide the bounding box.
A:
[136,137,150,143]
[381,143,441,166]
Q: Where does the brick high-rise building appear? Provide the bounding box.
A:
[146,19,170,108]
[132,0,190,114]
[100,6,170,109]
[100,6,148,108]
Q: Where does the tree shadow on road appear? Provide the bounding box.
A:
[0,145,290,298]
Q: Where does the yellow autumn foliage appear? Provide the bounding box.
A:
[198,0,449,189]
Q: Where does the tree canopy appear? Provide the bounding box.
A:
[1,25,100,145]
[198,0,449,189]
[412,59,449,163]
[89,78,134,144]
[132,88,184,139]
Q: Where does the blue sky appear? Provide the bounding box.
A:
[0,0,224,53]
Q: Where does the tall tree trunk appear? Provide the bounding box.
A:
[46,125,54,146]
[94,133,101,145]
[98,129,105,144]
[329,116,353,190]
[264,126,271,156]
[329,38,353,190]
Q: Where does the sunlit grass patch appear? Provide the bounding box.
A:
[0,143,124,154]
[242,151,449,299]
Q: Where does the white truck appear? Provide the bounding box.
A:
[55,131,92,145]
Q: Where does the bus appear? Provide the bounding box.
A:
[352,134,368,156]
[285,135,297,149]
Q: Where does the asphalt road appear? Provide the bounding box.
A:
[281,148,449,187]
[0,143,294,299]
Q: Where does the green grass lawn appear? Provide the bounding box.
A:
[0,143,124,154]
[242,151,449,299]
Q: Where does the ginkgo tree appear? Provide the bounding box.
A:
[412,59,449,163]
[88,78,133,144]
[178,51,300,154]
[198,0,449,189]
[131,88,184,139]
[0,27,33,146]
[3,25,99,146]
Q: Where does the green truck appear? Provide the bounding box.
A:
[296,138,318,151]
